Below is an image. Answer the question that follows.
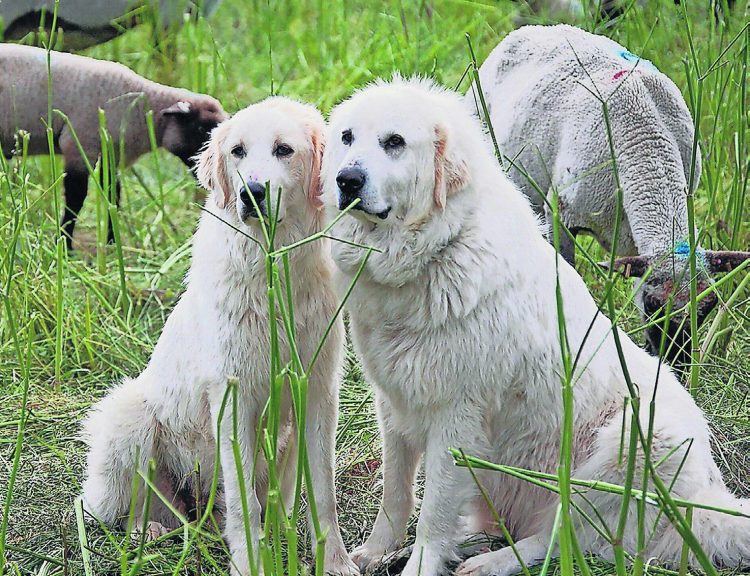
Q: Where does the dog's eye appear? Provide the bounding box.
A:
[274,144,294,158]
[231,144,246,159]
[383,134,405,150]
[341,130,353,146]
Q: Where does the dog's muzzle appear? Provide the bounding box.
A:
[336,167,390,220]
[239,180,266,218]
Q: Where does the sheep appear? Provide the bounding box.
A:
[1,0,223,50]
[466,24,750,370]
[0,44,227,249]
[513,1,734,24]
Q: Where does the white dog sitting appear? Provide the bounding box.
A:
[81,97,359,576]
[322,77,750,576]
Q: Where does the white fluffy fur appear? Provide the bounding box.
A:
[81,97,358,576]
[323,77,750,576]
[465,24,699,262]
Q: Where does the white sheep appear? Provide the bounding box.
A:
[0,44,227,249]
[466,24,749,368]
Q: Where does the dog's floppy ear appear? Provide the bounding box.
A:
[196,127,232,209]
[433,124,470,210]
[307,125,325,210]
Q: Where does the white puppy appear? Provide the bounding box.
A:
[323,77,750,576]
[82,97,359,576]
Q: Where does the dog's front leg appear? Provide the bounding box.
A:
[400,417,482,576]
[212,397,263,576]
[305,385,360,575]
[350,394,422,573]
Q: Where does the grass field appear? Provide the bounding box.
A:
[1,1,749,575]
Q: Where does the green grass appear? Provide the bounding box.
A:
[1,0,749,575]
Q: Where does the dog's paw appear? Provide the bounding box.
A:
[350,544,413,574]
[456,557,488,576]
[132,521,169,543]
[399,550,444,576]
[350,544,387,573]
[456,550,515,576]
[229,561,263,576]
[325,547,361,575]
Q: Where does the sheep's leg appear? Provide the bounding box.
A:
[61,171,89,250]
[558,228,577,266]
[108,179,122,244]
[544,198,577,266]
[98,171,122,244]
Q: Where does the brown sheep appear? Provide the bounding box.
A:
[0,44,227,248]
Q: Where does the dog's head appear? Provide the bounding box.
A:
[323,77,474,229]
[196,97,325,229]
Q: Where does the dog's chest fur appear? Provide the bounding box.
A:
[338,199,625,468]
[146,209,341,433]
[340,231,564,440]
[215,234,338,385]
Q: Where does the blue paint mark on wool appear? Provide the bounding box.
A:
[618,49,657,72]
[674,241,706,265]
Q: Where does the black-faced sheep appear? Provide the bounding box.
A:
[466,24,749,369]
[0,44,227,249]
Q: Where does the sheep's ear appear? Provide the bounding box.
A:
[307,125,325,210]
[433,124,469,210]
[704,251,750,274]
[598,256,650,278]
[161,101,193,116]
[196,131,232,209]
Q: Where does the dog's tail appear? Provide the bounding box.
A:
[81,376,158,526]
[652,486,750,569]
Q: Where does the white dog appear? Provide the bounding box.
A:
[82,97,359,576]
[322,77,750,576]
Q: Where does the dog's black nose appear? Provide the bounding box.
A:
[336,167,366,195]
[240,181,266,207]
